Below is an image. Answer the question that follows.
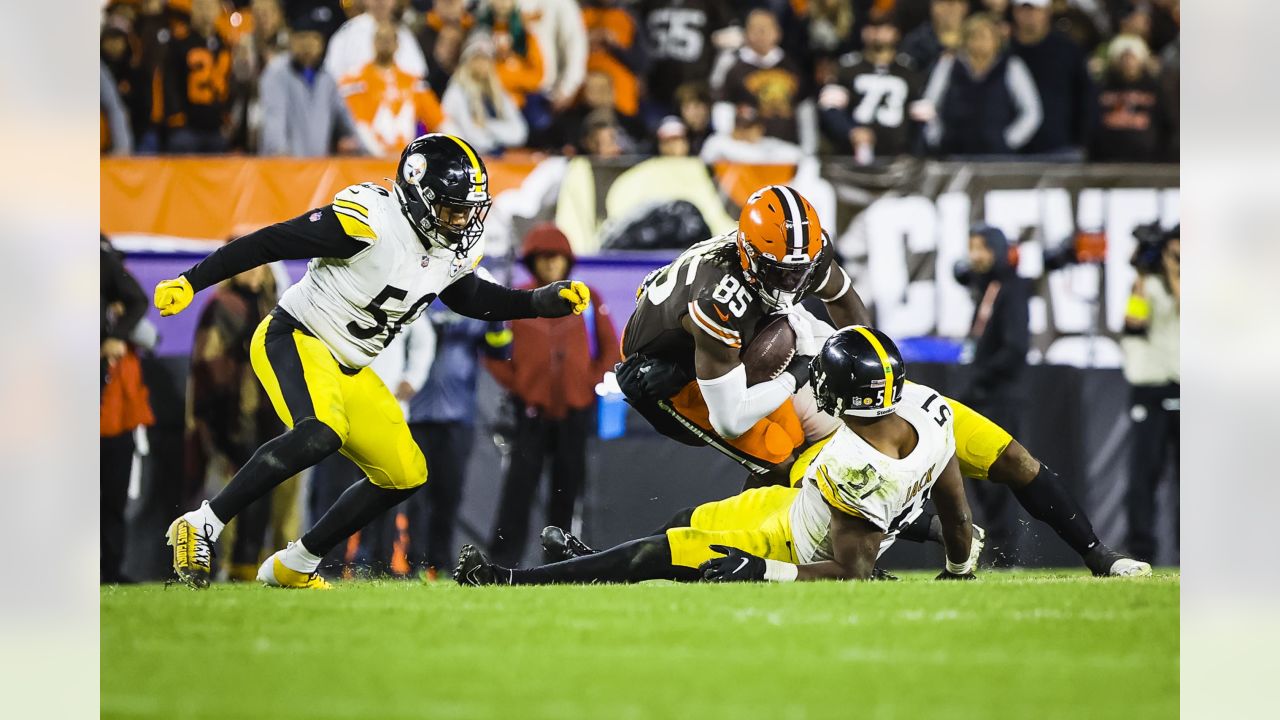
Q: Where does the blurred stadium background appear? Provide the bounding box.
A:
[99,0,1180,584]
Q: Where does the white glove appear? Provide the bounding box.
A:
[787,307,823,357]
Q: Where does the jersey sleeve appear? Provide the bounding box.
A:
[330,185,382,242]
[686,295,743,349]
[807,455,892,532]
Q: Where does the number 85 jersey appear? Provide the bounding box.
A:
[278,183,483,370]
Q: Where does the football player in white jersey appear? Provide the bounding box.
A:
[453,326,980,585]
[153,134,592,589]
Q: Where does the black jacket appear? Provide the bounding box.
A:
[965,226,1030,401]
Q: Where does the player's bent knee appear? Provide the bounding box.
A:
[294,417,345,456]
[367,449,427,491]
[988,440,1040,487]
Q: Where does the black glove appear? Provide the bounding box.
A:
[614,354,691,402]
[530,280,590,318]
[782,354,814,389]
[935,570,978,581]
[699,545,767,582]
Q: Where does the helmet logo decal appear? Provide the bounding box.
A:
[403,153,427,186]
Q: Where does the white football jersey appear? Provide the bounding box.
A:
[277,183,483,369]
[789,382,957,562]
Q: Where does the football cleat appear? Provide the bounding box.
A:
[256,549,331,589]
[870,566,900,581]
[540,526,596,563]
[1085,544,1152,577]
[1105,557,1153,577]
[166,517,214,589]
[453,545,501,586]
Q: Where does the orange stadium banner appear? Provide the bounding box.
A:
[100,156,541,240]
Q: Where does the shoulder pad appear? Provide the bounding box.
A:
[331,184,384,242]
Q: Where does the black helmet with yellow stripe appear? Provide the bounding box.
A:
[394,133,492,257]
[809,326,906,419]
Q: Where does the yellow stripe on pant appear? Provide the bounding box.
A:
[666,486,801,568]
[249,316,427,490]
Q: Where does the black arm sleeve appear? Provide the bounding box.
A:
[101,248,148,340]
[438,272,538,321]
[182,206,369,291]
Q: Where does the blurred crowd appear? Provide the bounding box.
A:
[100,0,1180,164]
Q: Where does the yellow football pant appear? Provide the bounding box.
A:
[249,314,426,490]
[667,486,800,568]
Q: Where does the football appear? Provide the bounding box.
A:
[740,314,797,385]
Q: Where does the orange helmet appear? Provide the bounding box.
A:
[737,185,825,310]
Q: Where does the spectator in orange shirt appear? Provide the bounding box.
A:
[580,0,649,118]
[476,0,546,109]
[340,21,446,157]
[164,0,234,153]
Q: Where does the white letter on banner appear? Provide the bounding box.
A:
[865,195,936,337]
[1105,189,1161,332]
[935,192,972,337]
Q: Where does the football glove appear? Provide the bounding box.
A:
[700,545,767,582]
[786,306,822,357]
[154,276,195,317]
[615,354,691,402]
[935,570,978,581]
[531,280,591,317]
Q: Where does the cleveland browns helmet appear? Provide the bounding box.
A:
[809,326,906,418]
[394,133,492,257]
[736,185,826,311]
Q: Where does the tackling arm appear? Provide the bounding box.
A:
[438,273,590,321]
[795,507,884,580]
[931,454,977,577]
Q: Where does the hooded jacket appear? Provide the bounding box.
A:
[965,225,1029,400]
[484,224,620,419]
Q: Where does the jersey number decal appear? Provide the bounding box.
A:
[852,73,909,128]
[711,275,750,317]
[921,393,952,428]
[648,8,707,63]
[347,285,436,346]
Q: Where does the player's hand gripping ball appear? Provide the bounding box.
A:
[700,545,767,582]
[154,276,195,317]
[532,280,591,317]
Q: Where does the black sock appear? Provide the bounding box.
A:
[508,535,699,585]
[302,479,417,556]
[897,510,942,544]
[210,418,341,521]
[1012,464,1100,557]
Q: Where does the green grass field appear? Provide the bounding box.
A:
[101,570,1178,720]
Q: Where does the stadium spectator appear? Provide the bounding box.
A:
[700,101,804,165]
[486,224,620,567]
[440,33,529,154]
[258,23,365,156]
[549,70,647,154]
[101,61,134,155]
[1122,224,1179,564]
[900,0,968,72]
[713,9,816,154]
[1091,35,1167,162]
[282,0,348,40]
[955,224,1031,567]
[1158,0,1178,161]
[122,0,179,153]
[923,12,1042,156]
[185,264,299,581]
[164,0,234,153]
[655,116,690,157]
[407,305,513,577]
[581,0,650,118]
[340,21,446,157]
[521,0,589,113]
[418,2,471,97]
[475,0,546,110]
[100,25,147,151]
[325,0,428,81]
[673,80,712,155]
[805,0,857,66]
[1010,0,1096,158]
[101,235,153,584]
[226,0,290,152]
[579,111,626,158]
[818,13,928,160]
[639,0,734,117]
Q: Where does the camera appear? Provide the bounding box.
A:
[1130,222,1169,274]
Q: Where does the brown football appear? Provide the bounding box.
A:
[740,314,797,385]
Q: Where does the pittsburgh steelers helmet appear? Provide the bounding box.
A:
[809,326,906,418]
[394,133,491,257]
[736,185,826,311]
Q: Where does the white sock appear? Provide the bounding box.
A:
[181,501,226,542]
[280,539,322,574]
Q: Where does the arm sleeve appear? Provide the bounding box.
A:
[438,272,539,320]
[102,249,148,339]
[1003,58,1043,150]
[182,206,369,291]
[697,364,797,439]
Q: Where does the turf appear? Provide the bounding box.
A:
[101,570,1178,720]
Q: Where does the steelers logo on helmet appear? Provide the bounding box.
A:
[808,325,907,420]
[393,133,493,258]
[736,185,826,311]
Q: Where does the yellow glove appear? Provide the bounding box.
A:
[558,280,591,315]
[154,276,195,317]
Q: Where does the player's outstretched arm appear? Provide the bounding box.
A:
[688,318,811,439]
[698,508,883,582]
[152,207,369,316]
[931,454,978,579]
[437,272,589,321]
[815,262,872,328]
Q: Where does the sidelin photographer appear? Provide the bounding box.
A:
[1122,224,1180,563]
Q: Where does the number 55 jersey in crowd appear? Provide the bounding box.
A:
[278,183,482,370]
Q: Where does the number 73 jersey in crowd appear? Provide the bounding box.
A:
[277,183,483,370]
[788,383,957,562]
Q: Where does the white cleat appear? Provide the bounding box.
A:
[1108,557,1153,577]
[968,524,986,569]
[255,547,331,589]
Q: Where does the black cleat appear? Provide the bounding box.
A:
[540,526,596,562]
[453,545,500,586]
[870,566,900,581]
[1084,544,1153,577]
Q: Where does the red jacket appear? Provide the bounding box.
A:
[485,225,620,419]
